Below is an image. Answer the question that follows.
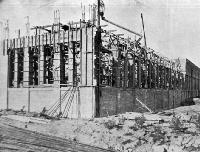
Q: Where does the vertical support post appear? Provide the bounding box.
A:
[153,56,156,88]
[149,59,152,88]
[97,0,100,28]
[13,38,18,87]
[29,36,33,85]
[3,40,5,56]
[68,23,73,85]
[92,25,94,86]
[39,34,44,85]
[157,59,160,88]
[34,34,38,85]
[169,63,172,89]
[23,36,29,87]
[7,39,9,55]
[81,23,87,86]
[94,0,101,117]
[116,45,121,88]
[141,13,147,48]
[7,47,10,109]
[191,70,193,97]
[164,63,166,89]
[178,71,180,89]
[95,28,101,117]
[124,49,128,89]
[72,42,77,86]
[60,36,65,85]
[132,54,135,88]
[85,25,88,85]
[138,54,141,88]
[80,19,83,85]
[160,62,163,88]
[75,23,78,86]
[53,27,61,85]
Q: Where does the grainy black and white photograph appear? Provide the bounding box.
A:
[0,0,200,151]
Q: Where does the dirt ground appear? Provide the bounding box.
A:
[0,119,112,152]
[1,99,200,152]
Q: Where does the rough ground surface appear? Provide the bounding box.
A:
[1,98,200,152]
[0,119,112,152]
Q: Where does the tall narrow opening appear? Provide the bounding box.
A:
[17,48,24,87]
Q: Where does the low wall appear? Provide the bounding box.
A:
[0,56,7,109]
[6,86,95,119]
[99,87,135,116]
[8,88,29,111]
[2,86,200,118]
[99,87,190,117]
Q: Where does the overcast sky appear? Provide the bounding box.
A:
[0,0,200,67]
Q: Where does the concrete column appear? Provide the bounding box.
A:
[68,29,73,85]
[23,37,29,87]
[0,22,3,55]
[53,32,60,85]
[13,39,18,87]
[86,27,94,86]
[138,54,141,88]
[80,25,87,86]
[39,35,44,85]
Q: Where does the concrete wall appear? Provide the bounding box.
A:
[79,86,95,118]
[0,56,7,109]
[99,87,135,117]
[2,86,199,118]
[7,88,59,112]
[0,23,7,109]
[8,88,29,110]
[6,86,95,119]
[99,87,188,117]
[29,88,60,112]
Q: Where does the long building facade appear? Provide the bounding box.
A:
[0,12,200,118]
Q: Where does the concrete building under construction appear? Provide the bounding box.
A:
[0,3,200,119]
